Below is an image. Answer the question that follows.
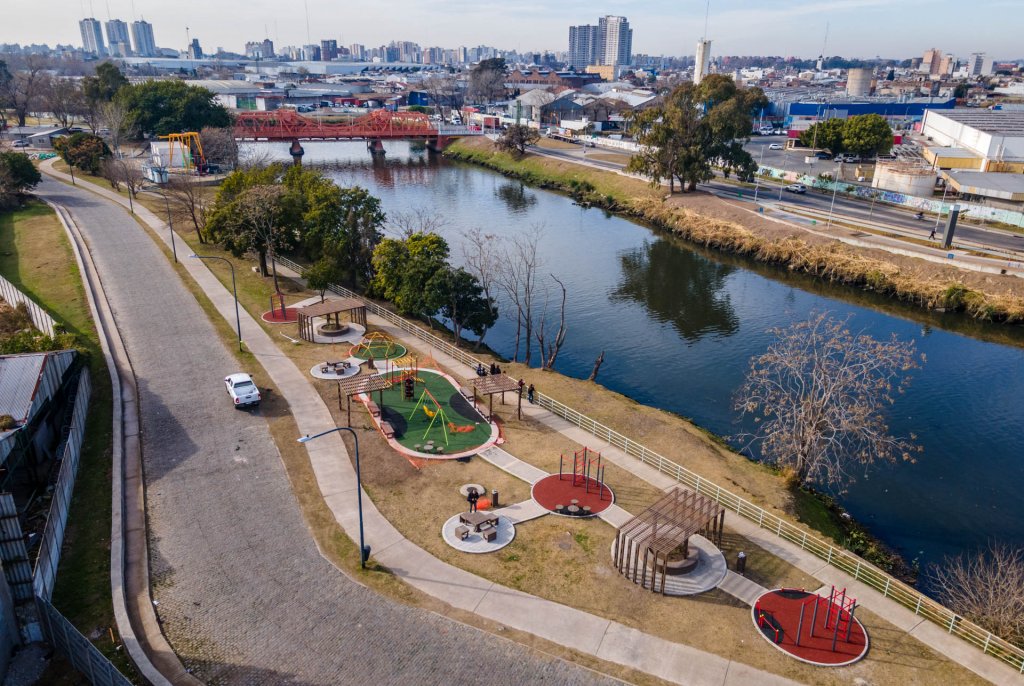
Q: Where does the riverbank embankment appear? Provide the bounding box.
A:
[445,137,1024,325]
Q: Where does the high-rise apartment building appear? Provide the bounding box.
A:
[597,15,632,66]
[694,39,711,85]
[130,20,156,57]
[105,19,131,57]
[968,52,993,76]
[79,18,106,57]
[568,25,599,70]
[321,39,338,61]
[187,38,203,59]
[349,44,365,61]
[921,48,942,74]
[245,39,274,59]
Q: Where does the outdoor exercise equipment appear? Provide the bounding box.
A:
[559,447,607,498]
[351,331,401,359]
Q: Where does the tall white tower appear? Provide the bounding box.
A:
[695,39,711,85]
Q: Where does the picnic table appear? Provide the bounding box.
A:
[459,511,499,532]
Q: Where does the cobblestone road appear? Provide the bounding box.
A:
[38,178,623,686]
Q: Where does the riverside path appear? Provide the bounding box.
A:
[33,176,622,685]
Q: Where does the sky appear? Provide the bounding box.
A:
[3,0,1022,60]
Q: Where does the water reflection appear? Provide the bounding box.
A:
[494,181,538,214]
[612,240,739,341]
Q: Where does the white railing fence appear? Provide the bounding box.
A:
[276,253,1024,673]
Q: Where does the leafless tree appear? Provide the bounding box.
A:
[588,350,605,381]
[387,207,448,238]
[735,312,921,489]
[460,227,502,349]
[42,76,86,129]
[163,174,209,243]
[200,125,239,170]
[930,542,1024,645]
[100,100,134,155]
[421,73,464,117]
[237,143,275,169]
[101,157,144,213]
[534,274,568,370]
[499,223,544,364]
[2,56,49,127]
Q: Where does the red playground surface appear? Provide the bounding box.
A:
[531,474,613,516]
[752,589,869,666]
[261,307,299,323]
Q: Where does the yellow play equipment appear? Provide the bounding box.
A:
[408,387,450,445]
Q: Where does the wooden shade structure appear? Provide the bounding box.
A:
[470,374,523,420]
[337,373,393,426]
[613,487,725,594]
[296,298,367,342]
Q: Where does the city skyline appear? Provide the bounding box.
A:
[4,0,1024,59]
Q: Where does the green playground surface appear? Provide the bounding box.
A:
[350,339,408,360]
[377,370,491,454]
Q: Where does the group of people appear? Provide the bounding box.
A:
[476,362,504,376]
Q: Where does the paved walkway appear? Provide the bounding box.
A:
[40,162,800,686]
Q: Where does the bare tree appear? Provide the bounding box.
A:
[421,73,464,118]
[2,56,49,127]
[387,207,448,238]
[100,158,144,213]
[200,125,239,170]
[42,76,86,129]
[164,174,209,242]
[100,100,134,155]
[588,350,605,381]
[930,542,1024,645]
[499,223,543,364]
[237,143,274,170]
[534,274,568,370]
[735,312,921,489]
[460,227,502,349]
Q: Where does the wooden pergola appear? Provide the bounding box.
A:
[296,298,367,342]
[613,487,725,594]
[470,374,523,420]
[337,374,392,426]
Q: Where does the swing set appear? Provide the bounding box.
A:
[408,387,475,445]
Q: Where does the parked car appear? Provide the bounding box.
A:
[815,151,832,160]
[785,184,807,194]
[768,143,784,150]
[837,154,859,163]
[11,140,29,148]
[225,373,261,408]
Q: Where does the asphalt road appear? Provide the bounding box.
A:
[36,177,621,686]
[534,143,1024,255]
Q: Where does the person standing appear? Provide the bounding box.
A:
[527,384,535,404]
[467,488,480,513]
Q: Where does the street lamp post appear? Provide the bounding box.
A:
[827,163,842,228]
[161,190,178,263]
[190,254,242,351]
[753,144,766,203]
[298,427,369,568]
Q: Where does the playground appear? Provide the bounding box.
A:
[350,331,408,361]
[367,368,497,458]
[752,587,869,666]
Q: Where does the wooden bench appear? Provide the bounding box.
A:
[459,386,473,399]
[366,400,380,417]
[482,528,498,542]
[454,525,470,540]
[380,420,395,439]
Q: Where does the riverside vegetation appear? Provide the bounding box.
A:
[445,137,1024,325]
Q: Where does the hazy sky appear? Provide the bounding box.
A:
[4,0,1022,59]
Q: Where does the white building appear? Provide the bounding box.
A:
[131,20,156,57]
[967,52,993,77]
[694,39,711,85]
[79,18,105,57]
[105,19,131,57]
[921,109,1024,171]
[597,16,632,67]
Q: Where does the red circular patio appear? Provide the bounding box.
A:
[752,589,869,666]
[531,474,613,516]
[261,307,299,323]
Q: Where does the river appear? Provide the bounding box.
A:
[251,141,1024,576]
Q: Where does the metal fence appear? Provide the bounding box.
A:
[35,597,133,686]
[0,273,56,337]
[33,369,91,601]
[276,253,1024,674]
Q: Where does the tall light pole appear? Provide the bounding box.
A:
[298,427,369,568]
[190,254,242,351]
[161,188,178,262]
[753,144,766,203]
[827,163,842,227]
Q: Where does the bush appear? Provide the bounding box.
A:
[0,152,42,209]
[54,133,111,175]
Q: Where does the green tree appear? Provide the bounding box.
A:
[437,267,498,346]
[371,232,450,321]
[208,183,299,288]
[798,118,846,153]
[953,81,970,99]
[841,113,893,158]
[0,152,42,208]
[495,124,539,156]
[82,62,129,132]
[54,132,110,175]
[116,80,231,136]
[627,75,767,192]
[0,60,11,131]
[302,258,345,302]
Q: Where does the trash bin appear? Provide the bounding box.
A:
[492,489,499,508]
[736,551,747,575]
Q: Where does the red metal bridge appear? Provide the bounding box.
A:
[234,109,482,148]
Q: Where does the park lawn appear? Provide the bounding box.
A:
[0,202,132,675]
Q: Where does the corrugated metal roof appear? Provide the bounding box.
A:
[0,351,76,425]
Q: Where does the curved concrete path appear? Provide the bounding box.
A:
[36,173,622,685]
[39,162,802,686]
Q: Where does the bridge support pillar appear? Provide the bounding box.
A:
[289,140,305,166]
[427,136,451,153]
[367,139,386,156]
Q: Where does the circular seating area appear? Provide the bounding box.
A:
[309,360,362,381]
[441,514,515,553]
[609,535,727,596]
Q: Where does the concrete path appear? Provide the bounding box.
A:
[491,499,548,524]
[598,504,634,529]
[720,572,769,607]
[40,163,802,686]
[478,445,548,483]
